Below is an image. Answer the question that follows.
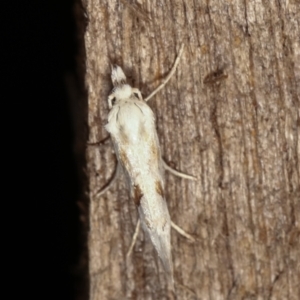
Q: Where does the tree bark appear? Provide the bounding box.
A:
[83,0,300,299]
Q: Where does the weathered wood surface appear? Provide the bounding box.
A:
[83,0,300,299]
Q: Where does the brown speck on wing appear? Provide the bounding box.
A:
[119,148,130,170]
[155,180,164,198]
[133,184,143,206]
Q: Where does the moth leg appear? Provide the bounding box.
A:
[144,43,185,102]
[95,163,120,197]
[126,219,195,261]
[163,160,196,242]
[171,221,195,242]
[87,135,110,146]
[163,160,197,181]
[126,219,141,259]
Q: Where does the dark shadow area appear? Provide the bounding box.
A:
[7,1,82,299]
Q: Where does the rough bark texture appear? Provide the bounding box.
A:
[83,0,299,299]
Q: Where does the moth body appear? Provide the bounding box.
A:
[105,66,173,285]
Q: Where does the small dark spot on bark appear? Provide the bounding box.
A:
[203,68,228,85]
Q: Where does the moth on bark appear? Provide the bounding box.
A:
[105,65,174,287]
[99,44,195,290]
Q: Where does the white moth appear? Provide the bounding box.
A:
[105,65,174,285]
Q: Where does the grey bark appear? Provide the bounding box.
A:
[83,0,300,299]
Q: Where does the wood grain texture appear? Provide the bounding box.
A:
[83,0,300,299]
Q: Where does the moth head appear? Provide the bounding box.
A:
[108,84,132,109]
[108,65,143,109]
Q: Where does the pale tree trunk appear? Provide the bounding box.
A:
[83,0,299,299]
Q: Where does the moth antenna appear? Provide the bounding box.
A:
[111,65,127,87]
[145,43,184,102]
